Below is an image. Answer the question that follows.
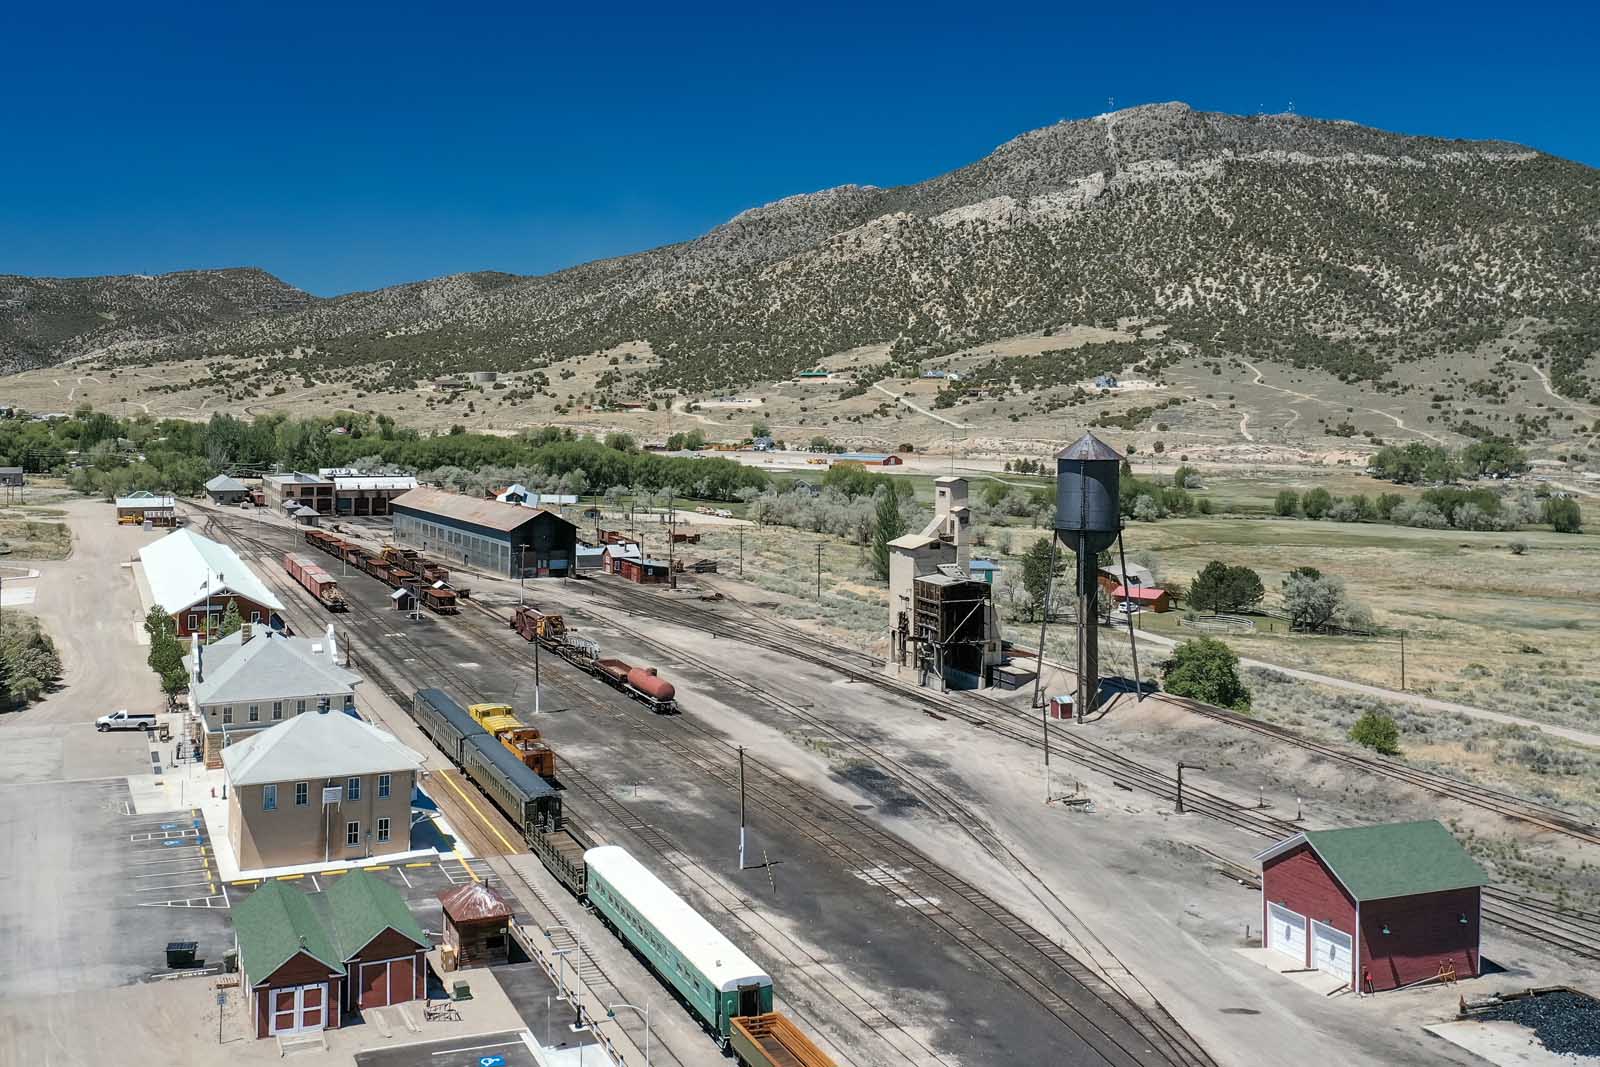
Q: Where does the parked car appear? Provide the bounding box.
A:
[96,709,157,733]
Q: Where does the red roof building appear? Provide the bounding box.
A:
[1255,821,1488,993]
[1111,585,1170,612]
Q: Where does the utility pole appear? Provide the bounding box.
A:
[1041,699,1052,803]
[667,491,675,574]
[1176,761,1205,815]
[1399,631,1406,691]
[738,528,744,577]
[738,745,747,870]
[518,546,527,606]
[1029,538,1060,711]
[814,542,822,600]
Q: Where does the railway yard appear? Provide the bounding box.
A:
[1,493,1597,1067]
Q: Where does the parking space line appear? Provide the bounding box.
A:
[311,875,321,892]
[133,877,217,893]
[398,867,412,889]
[430,1040,523,1057]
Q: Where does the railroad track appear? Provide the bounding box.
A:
[575,579,1600,963]
[197,510,950,1067]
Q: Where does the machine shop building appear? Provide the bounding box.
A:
[390,485,577,578]
[1255,820,1488,993]
[139,528,285,637]
[116,490,178,526]
[222,706,424,871]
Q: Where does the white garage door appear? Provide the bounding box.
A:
[1268,903,1307,963]
[1311,921,1353,979]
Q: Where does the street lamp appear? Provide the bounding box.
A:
[606,1001,652,1067]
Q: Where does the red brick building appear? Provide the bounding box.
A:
[1255,820,1488,993]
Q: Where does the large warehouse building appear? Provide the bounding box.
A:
[389,486,577,578]
[1255,820,1488,993]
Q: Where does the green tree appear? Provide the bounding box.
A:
[1543,497,1583,533]
[1349,711,1401,755]
[1161,637,1250,709]
[751,420,770,439]
[1282,571,1347,632]
[219,599,243,638]
[1274,490,1300,517]
[1187,561,1264,613]
[1302,487,1334,519]
[870,488,906,582]
[148,635,190,709]
[1020,537,1062,621]
[143,605,176,644]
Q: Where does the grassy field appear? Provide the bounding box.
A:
[0,507,72,560]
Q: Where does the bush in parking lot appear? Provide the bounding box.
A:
[0,614,62,708]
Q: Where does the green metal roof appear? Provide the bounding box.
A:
[1303,820,1489,902]
[325,870,429,960]
[234,881,344,982]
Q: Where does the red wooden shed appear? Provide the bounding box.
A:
[1255,820,1489,992]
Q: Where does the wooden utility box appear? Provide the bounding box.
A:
[438,884,513,967]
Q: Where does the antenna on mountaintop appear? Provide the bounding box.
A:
[1107,96,1115,112]
[1287,99,1296,115]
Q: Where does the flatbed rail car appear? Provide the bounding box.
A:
[732,1013,837,1067]
[529,818,592,896]
[283,552,347,611]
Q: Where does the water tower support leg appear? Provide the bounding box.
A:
[1116,528,1143,702]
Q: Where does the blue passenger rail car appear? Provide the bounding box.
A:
[583,846,774,1041]
[410,687,485,765]
[462,730,562,833]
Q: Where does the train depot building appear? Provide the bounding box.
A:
[138,528,285,637]
[234,871,430,1038]
[390,485,577,578]
[222,705,425,870]
[185,622,362,766]
[115,489,178,526]
[1255,819,1489,993]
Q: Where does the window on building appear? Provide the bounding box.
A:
[222,706,234,725]
[346,821,360,846]
[250,610,261,624]
[247,704,259,723]
[295,782,308,806]
[346,777,361,801]
[263,784,277,811]
[186,614,198,631]
[272,701,283,720]
[377,774,391,799]
[296,699,306,714]
[377,817,390,843]
[343,694,355,710]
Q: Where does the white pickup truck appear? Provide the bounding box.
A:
[96,709,157,733]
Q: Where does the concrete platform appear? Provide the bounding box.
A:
[1425,1019,1582,1066]
[1233,946,1355,998]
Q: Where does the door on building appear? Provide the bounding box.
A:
[1267,903,1308,963]
[1311,920,1353,979]
[269,983,327,1035]
[359,956,417,1010]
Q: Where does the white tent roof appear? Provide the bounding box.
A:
[138,528,285,615]
[223,709,424,786]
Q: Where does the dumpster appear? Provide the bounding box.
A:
[165,941,198,968]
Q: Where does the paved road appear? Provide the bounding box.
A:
[1125,627,1600,749]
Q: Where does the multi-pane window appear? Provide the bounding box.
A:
[222,706,234,725]
[377,817,390,843]
[346,777,361,801]
[247,705,259,723]
[295,782,308,806]
[263,784,277,811]
[272,701,283,720]
[346,821,360,846]
[296,699,306,714]
[377,774,391,799]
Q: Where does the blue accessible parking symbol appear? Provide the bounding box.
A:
[478,1058,505,1067]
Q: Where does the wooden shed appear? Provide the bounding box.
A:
[439,883,514,967]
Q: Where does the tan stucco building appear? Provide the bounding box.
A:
[223,709,425,872]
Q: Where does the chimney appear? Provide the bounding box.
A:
[190,630,202,683]
[325,623,339,666]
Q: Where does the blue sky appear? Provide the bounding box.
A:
[3,2,1595,296]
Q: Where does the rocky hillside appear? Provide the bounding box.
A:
[13,103,1600,397]
[0,268,310,373]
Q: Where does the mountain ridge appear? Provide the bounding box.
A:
[4,102,1597,402]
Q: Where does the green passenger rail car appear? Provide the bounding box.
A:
[583,846,773,1040]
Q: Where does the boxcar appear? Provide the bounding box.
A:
[462,732,561,833]
[410,688,487,766]
[583,845,773,1041]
